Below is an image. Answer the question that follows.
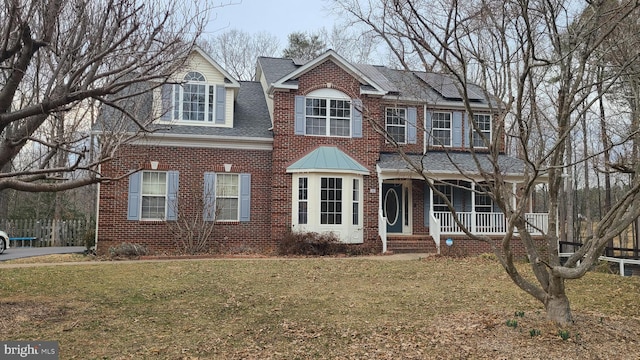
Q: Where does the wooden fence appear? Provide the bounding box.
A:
[0,219,93,247]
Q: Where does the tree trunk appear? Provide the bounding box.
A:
[545,276,573,325]
[545,293,572,325]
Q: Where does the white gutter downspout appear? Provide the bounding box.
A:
[376,165,387,253]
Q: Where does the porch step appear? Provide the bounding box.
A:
[387,236,437,254]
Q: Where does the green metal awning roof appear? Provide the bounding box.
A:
[286,146,369,175]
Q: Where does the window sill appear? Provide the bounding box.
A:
[138,220,165,224]
[155,120,231,128]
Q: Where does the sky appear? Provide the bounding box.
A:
[203,0,337,48]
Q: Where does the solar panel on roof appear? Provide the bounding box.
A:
[416,73,484,101]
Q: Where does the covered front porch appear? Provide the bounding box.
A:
[376,152,549,254]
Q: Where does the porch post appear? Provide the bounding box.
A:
[429,179,434,218]
[512,182,518,210]
[471,181,476,233]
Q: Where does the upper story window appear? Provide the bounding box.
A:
[174,71,214,122]
[305,97,351,137]
[432,112,452,146]
[386,108,407,143]
[160,71,226,125]
[294,89,362,138]
[472,114,491,148]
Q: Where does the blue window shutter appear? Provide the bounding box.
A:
[240,173,251,222]
[425,111,433,146]
[215,85,225,124]
[203,172,216,222]
[161,84,172,121]
[294,95,305,135]
[166,171,179,221]
[407,107,417,144]
[352,98,363,138]
[463,113,471,148]
[452,112,463,147]
[127,172,141,221]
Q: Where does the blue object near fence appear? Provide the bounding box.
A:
[9,237,39,247]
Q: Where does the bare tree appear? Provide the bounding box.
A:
[0,0,210,194]
[201,29,280,81]
[335,0,640,324]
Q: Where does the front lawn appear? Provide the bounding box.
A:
[1,256,638,359]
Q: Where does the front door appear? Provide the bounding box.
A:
[383,183,403,233]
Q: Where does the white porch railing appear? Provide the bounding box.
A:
[379,209,388,253]
[432,211,548,235]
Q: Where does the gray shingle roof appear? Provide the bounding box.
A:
[378,152,525,175]
[95,81,272,139]
[257,57,298,86]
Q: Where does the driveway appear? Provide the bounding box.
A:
[0,246,86,261]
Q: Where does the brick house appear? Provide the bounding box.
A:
[95,48,548,255]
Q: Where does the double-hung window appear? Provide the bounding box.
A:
[128,170,178,222]
[141,172,167,220]
[215,173,240,221]
[432,112,452,146]
[475,183,493,213]
[298,177,308,224]
[386,108,407,143]
[305,97,351,137]
[472,114,491,148]
[433,183,453,212]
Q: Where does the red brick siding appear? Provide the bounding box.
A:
[97,144,273,255]
[271,60,384,250]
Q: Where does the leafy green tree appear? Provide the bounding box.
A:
[282,32,326,61]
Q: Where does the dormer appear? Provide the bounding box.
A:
[156,47,240,128]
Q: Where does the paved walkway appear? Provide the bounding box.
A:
[0,246,86,261]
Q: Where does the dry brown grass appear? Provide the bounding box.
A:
[0,256,638,359]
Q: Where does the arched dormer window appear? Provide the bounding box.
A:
[161,70,227,124]
[173,71,212,122]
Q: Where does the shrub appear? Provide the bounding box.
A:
[108,242,149,258]
[278,231,376,256]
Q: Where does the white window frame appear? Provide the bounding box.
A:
[472,113,491,148]
[432,112,452,147]
[172,71,216,123]
[475,183,493,213]
[141,171,167,221]
[305,97,352,137]
[298,177,308,224]
[291,173,363,243]
[215,173,240,222]
[352,179,360,226]
[385,107,407,144]
[433,183,453,212]
[320,177,343,225]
